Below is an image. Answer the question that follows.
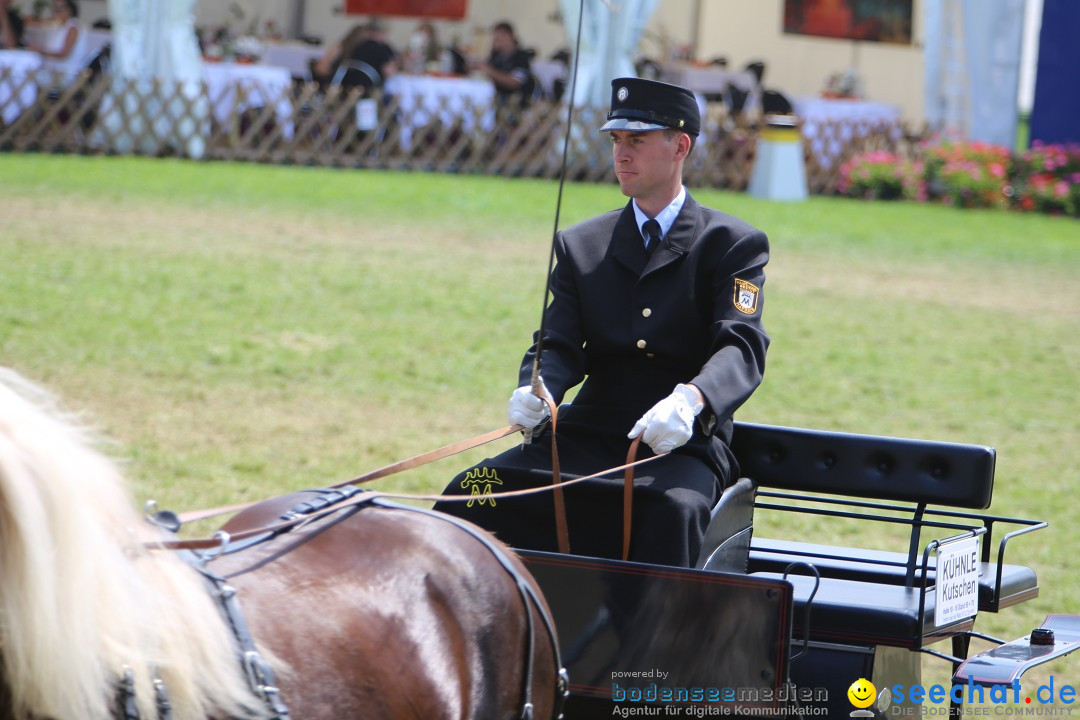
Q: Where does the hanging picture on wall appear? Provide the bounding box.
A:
[783,0,913,44]
[345,0,467,20]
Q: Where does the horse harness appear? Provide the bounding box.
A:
[138,486,568,720]
[119,520,292,720]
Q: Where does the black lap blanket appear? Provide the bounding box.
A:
[434,405,723,567]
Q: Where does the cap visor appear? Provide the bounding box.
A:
[599,118,669,132]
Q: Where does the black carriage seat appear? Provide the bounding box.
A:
[753,571,949,648]
[723,422,1043,650]
[750,538,1038,612]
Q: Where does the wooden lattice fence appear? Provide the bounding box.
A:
[0,66,925,194]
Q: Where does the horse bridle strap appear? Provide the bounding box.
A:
[182,550,292,720]
[113,665,173,720]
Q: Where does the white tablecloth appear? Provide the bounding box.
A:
[261,42,324,79]
[531,60,567,99]
[25,26,110,64]
[0,49,42,124]
[794,97,902,167]
[794,97,901,123]
[203,61,294,139]
[661,64,758,97]
[384,73,494,149]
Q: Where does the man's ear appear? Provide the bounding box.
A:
[674,132,692,159]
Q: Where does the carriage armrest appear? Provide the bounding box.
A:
[695,477,756,573]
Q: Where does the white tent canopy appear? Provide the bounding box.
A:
[97,0,209,157]
[558,0,659,109]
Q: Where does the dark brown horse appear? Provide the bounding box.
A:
[0,368,563,720]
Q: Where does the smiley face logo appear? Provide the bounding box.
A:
[847,678,877,709]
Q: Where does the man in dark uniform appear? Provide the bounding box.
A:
[435,78,769,567]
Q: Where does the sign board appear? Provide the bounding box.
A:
[345,0,467,20]
[782,0,913,44]
[935,536,980,627]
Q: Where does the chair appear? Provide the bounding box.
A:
[330,59,382,92]
[762,89,794,115]
[634,58,662,82]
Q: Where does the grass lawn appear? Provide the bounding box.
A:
[2,154,1078,699]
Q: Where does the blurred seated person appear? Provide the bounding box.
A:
[403,21,440,74]
[29,0,88,76]
[1,0,25,49]
[445,37,468,76]
[311,18,397,90]
[472,21,535,106]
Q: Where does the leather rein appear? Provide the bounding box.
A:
[156,406,652,561]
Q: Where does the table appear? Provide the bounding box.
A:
[261,41,325,80]
[661,64,758,97]
[794,96,901,124]
[24,26,110,64]
[384,73,494,150]
[794,96,902,167]
[202,61,295,139]
[0,49,42,125]
[531,60,567,99]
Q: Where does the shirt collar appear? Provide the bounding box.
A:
[632,187,687,246]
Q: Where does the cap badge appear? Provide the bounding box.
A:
[616,86,629,102]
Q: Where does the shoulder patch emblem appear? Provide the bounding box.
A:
[733,278,760,315]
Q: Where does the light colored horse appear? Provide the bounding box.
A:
[0,368,562,720]
[0,368,258,720]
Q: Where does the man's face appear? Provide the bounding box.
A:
[492,28,514,55]
[610,129,684,201]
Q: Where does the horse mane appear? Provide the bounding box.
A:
[0,368,267,720]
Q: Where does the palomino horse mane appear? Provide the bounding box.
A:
[0,368,564,720]
[0,368,263,720]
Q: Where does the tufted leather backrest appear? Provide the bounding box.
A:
[731,422,996,510]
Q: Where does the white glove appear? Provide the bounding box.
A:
[507,380,552,430]
[628,383,705,455]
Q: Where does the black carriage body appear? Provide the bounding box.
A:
[518,550,795,717]
[517,422,1076,718]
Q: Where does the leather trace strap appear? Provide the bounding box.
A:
[541,396,570,555]
[622,435,643,562]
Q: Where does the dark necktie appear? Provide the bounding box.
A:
[642,219,662,256]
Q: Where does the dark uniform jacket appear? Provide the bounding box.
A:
[521,192,769,484]
[437,193,769,566]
